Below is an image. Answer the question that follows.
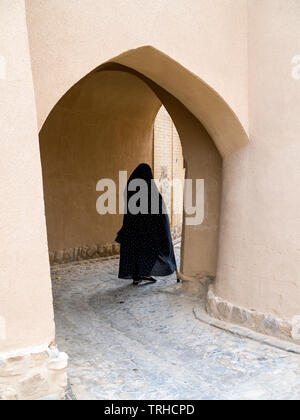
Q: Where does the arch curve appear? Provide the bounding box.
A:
[55,46,249,157]
[108,47,249,156]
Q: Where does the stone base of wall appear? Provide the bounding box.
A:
[49,231,182,266]
[49,243,121,265]
[206,285,300,345]
[0,345,68,400]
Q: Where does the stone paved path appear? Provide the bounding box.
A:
[51,256,300,400]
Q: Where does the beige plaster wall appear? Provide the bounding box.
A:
[0,0,54,352]
[40,71,160,253]
[215,0,300,320]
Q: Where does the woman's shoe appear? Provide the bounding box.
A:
[133,277,157,285]
[141,276,157,283]
[132,278,141,285]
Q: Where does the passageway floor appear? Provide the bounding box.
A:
[51,256,300,400]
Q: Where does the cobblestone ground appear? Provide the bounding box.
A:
[51,255,300,400]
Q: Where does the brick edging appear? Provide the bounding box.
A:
[49,243,121,265]
[206,285,300,345]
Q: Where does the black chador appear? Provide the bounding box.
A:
[116,163,177,283]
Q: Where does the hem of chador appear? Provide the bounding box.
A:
[118,268,177,280]
[118,253,177,280]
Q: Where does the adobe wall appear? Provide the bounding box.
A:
[0,0,67,400]
[214,0,300,322]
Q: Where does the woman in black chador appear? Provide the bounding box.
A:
[116,163,177,285]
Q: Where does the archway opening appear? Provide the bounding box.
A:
[39,46,249,282]
[40,64,224,281]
